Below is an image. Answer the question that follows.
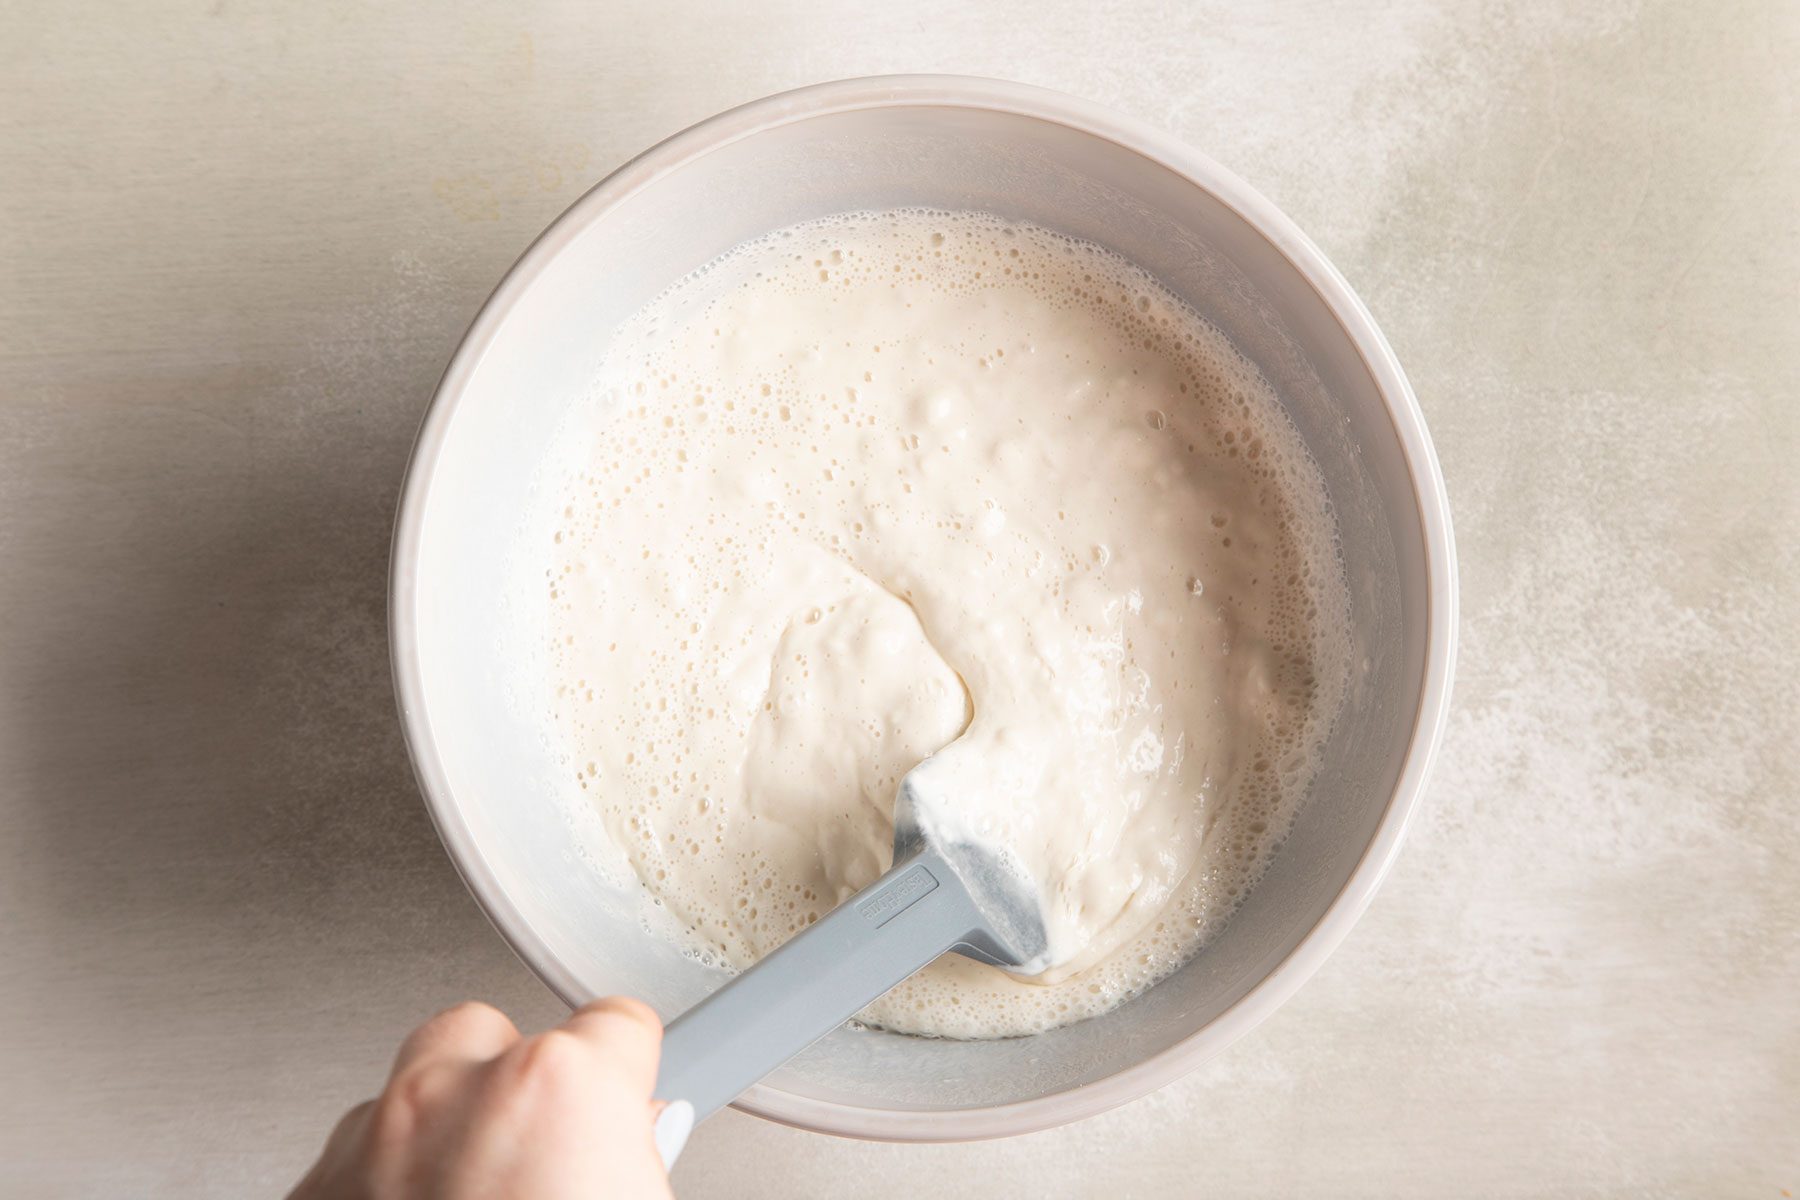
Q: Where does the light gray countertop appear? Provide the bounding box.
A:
[3,1,1795,1195]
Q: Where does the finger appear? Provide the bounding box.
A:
[557,995,664,1094]
[389,1001,521,1079]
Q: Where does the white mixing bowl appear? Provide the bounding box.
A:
[390,75,1456,1140]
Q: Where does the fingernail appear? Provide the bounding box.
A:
[654,1099,695,1169]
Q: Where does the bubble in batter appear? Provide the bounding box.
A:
[543,209,1352,1038]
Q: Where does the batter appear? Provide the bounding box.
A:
[543,210,1350,1038]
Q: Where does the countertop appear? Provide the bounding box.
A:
[2,1,1795,1195]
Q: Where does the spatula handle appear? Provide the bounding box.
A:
[651,848,978,1123]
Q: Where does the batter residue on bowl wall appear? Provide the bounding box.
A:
[541,210,1351,1038]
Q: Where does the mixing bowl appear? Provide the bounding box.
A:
[390,75,1456,1140]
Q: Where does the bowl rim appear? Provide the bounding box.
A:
[389,73,1458,1143]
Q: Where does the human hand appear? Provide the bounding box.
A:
[288,997,684,1199]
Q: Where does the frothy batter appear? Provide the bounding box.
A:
[542,210,1350,1038]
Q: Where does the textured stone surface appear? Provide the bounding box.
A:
[2,1,1794,1195]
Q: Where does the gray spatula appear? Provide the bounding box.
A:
[648,767,1050,1162]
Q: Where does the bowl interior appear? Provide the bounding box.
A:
[403,94,1429,1124]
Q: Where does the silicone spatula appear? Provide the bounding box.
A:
[649,767,1050,1164]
